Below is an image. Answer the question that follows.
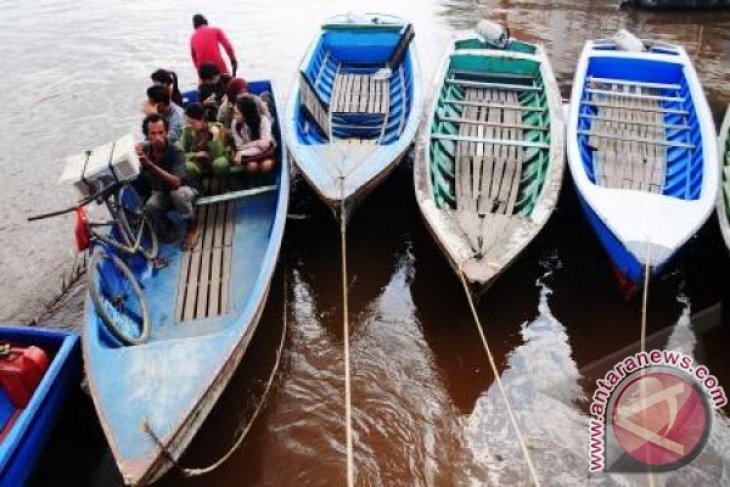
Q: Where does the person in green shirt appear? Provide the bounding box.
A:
[180,102,230,185]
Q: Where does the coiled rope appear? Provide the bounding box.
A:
[457,270,541,486]
[143,267,290,477]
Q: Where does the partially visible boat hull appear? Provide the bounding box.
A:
[0,325,80,486]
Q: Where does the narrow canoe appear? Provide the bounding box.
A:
[84,80,289,485]
[0,325,80,486]
[414,29,564,296]
[567,36,719,293]
[717,104,730,251]
[285,13,423,221]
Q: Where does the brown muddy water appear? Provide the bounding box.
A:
[0,0,728,485]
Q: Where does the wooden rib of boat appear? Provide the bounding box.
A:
[285,13,422,221]
[0,325,79,486]
[567,35,719,293]
[414,27,564,296]
[717,105,730,251]
[84,80,289,485]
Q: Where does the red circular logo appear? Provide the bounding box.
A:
[611,371,710,467]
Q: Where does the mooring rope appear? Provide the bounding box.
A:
[640,243,652,354]
[640,243,654,487]
[338,177,355,487]
[143,267,290,477]
[457,271,541,486]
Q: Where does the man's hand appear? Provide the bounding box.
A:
[135,144,152,168]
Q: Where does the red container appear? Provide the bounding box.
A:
[0,345,50,408]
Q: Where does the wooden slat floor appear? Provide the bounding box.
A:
[331,73,390,115]
[587,83,669,193]
[176,179,235,322]
[454,87,526,254]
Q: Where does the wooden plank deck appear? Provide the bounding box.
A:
[176,179,235,322]
[331,73,390,114]
[453,86,526,254]
[588,82,670,194]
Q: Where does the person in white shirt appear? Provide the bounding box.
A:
[230,94,275,174]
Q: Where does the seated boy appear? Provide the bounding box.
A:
[180,102,230,185]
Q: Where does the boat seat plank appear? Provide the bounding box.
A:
[586,88,684,103]
[444,98,546,112]
[587,76,681,91]
[446,78,540,92]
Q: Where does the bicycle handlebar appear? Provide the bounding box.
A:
[27,181,124,222]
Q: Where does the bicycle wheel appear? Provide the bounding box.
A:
[116,185,159,260]
[88,246,151,345]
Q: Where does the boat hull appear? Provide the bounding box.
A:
[286,13,422,222]
[84,80,289,485]
[414,38,565,297]
[0,325,80,486]
[566,38,719,292]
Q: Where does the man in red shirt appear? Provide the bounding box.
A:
[190,14,238,77]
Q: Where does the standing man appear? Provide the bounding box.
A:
[190,14,238,77]
[136,113,198,250]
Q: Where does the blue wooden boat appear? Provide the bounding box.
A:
[285,13,422,220]
[0,325,80,486]
[84,80,289,485]
[567,33,719,293]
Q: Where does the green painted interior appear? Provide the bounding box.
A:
[428,52,551,216]
[454,38,537,55]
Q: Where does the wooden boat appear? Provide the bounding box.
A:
[285,13,422,221]
[717,105,730,251]
[0,325,80,485]
[414,23,564,295]
[84,80,289,485]
[567,33,719,293]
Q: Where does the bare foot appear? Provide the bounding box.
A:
[183,227,198,251]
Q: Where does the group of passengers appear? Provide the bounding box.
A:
[134,14,275,250]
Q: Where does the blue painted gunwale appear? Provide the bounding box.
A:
[83,80,290,485]
[0,325,80,487]
[285,13,423,216]
[567,39,719,289]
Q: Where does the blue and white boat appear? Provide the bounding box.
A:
[285,13,422,220]
[0,325,79,486]
[84,80,289,485]
[567,32,719,293]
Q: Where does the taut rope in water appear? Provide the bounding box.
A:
[143,267,290,477]
[640,243,654,487]
[339,176,355,487]
[640,243,652,354]
[457,271,541,486]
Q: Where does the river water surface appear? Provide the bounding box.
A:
[1,0,729,485]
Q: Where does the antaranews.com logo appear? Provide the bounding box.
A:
[589,349,727,473]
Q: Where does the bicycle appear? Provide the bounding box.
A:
[29,164,158,346]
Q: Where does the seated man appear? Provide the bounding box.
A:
[181,102,229,184]
[135,113,197,250]
[198,62,230,122]
[143,85,185,144]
